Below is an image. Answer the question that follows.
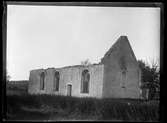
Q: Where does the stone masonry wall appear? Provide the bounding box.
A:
[28,64,104,98]
[101,36,141,98]
[28,36,141,99]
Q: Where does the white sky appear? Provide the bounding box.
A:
[7,5,160,80]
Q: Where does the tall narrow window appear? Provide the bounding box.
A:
[40,72,45,90]
[121,70,126,88]
[81,69,90,93]
[54,71,60,91]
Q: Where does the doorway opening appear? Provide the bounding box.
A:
[67,84,72,96]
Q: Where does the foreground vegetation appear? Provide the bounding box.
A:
[6,93,159,121]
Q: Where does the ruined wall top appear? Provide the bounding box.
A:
[30,63,103,72]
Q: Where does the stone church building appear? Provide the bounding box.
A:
[28,36,142,98]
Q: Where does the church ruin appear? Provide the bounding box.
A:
[28,36,142,98]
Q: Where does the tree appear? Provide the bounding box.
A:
[138,59,160,100]
[81,59,91,66]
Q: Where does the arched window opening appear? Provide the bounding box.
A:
[40,72,45,90]
[54,71,60,91]
[81,69,90,93]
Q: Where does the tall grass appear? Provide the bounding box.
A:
[6,94,159,121]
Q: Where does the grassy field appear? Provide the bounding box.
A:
[6,82,159,121]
